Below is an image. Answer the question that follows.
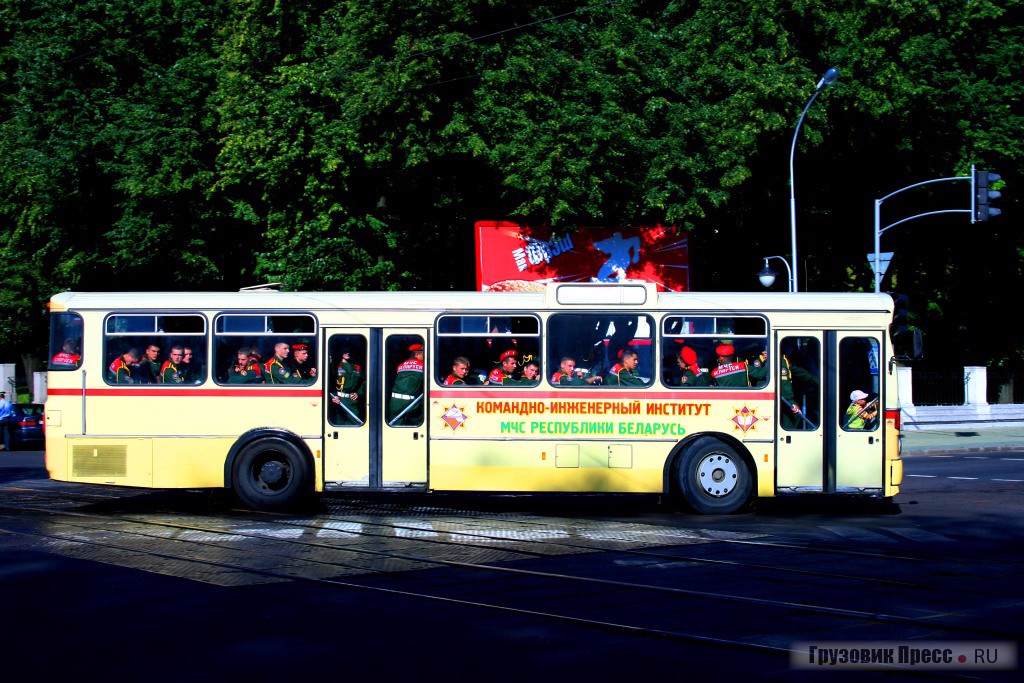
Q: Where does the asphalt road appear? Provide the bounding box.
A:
[1,450,1020,682]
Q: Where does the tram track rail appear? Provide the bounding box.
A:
[0,499,1020,647]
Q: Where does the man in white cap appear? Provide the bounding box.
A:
[845,389,878,429]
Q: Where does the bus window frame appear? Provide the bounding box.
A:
[434,312,541,388]
[661,314,769,389]
[546,312,655,388]
[212,312,319,386]
[102,312,209,386]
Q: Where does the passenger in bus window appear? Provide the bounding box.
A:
[845,389,879,430]
[443,356,472,386]
[488,350,519,385]
[161,346,186,384]
[779,353,819,429]
[711,343,749,387]
[552,356,602,385]
[607,349,625,379]
[678,346,711,386]
[228,347,264,384]
[516,359,541,385]
[265,342,302,384]
[137,343,162,384]
[108,348,140,384]
[608,348,644,386]
[51,338,82,368]
[181,346,201,384]
[389,343,425,425]
[331,348,364,424]
[747,348,768,386]
[289,343,317,382]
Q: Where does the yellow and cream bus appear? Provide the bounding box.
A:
[44,282,904,513]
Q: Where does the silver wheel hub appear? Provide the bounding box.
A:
[696,453,738,498]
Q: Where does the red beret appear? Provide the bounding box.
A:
[500,349,518,361]
[716,344,735,357]
[681,347,698,364]
[292,343,308,351]
[408,343,424,352]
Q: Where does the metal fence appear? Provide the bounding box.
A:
[910,368,1024,405]
[911,369,966,406]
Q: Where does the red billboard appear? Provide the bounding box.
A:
[474,221,690,292]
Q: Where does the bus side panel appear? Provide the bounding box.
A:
[63,437,153,487]
[429,439,666,492]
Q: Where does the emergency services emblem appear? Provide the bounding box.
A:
[731,405,760,433]
[440,404,469,431]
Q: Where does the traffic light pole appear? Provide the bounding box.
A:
[872,172,973,293]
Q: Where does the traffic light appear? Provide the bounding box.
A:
[889,293,923,360]
[973,169,1003,222]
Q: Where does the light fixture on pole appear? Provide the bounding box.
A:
[757,256,794,292]
[789,66,840,293]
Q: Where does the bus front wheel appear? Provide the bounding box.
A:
[231,437,312,511]
[674,440,753,514]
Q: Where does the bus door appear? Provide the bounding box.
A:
[774,332,825,491]
[381,330,429,484]
[321,328,429,487]
[323,329,373,484]
[835,331,885,491]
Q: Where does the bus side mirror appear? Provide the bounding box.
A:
[889,329,923,373]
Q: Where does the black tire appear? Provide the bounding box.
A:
[231,436,312,511]
[674,439,753,514]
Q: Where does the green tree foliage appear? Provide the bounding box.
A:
[0,0,1021,368]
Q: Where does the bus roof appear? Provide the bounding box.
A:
[49,284,893,315]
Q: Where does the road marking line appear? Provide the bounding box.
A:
[820,526,894,543]
[948,476,978,480]
[906,474,936,478]
[992,478,1024,482]
[888,528,953,542]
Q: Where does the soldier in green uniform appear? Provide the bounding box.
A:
[108,348,140,384]
[265,343,302,384]
[608,349,644,386]
[747,349,768,387]
[510,359,540,386]
[138,343,162,384]
[778,353,819,429]
[389,343,424,425]
[181,346,201,384]
[710,343,749,387]
[331,348,364,425]
[161,346,186,384]
[228,347,264,384]
[677,346,711,386]
[487,350,519,385]
[551,356,602,385]
[289,343,317,383]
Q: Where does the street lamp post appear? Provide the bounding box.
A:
[789,66,840,293]
[757,256,794,292]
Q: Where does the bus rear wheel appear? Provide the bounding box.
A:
[231,437,312,511]
[674,440,753,514]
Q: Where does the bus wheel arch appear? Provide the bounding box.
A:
[668,435,755,514]
[226,429,314,511]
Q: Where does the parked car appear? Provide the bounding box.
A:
[10,403,44,449]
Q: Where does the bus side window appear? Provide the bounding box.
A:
[49,313,84,370]
[840,337,880,432]
[213,314,316,386]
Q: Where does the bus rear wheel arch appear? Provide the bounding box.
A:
[673,438,754,514]
[230,435,312,511]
